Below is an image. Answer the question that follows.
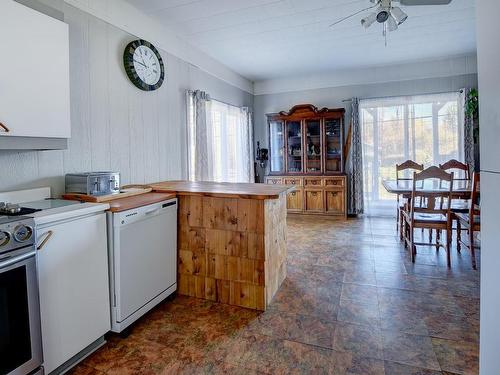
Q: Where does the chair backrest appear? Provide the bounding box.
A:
[469,172,480,220]
[396,160,424,182]
[439,159,470,181]
[409,166,454,220]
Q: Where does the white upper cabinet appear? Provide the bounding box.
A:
[0,1,70,139]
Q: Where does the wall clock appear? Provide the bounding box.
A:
[123,39,165,91]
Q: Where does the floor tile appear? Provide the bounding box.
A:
[432,338,479,375]
[332,322,384,360]
[341,283,379,305]
[379,306,429,336]
[383,361,443,374]
[245,309,336,349]
[337,298,380,327]
[382,330,441,370]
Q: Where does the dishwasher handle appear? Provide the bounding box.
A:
[144,208,159,215]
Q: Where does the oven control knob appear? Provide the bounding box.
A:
[13,225,33,243]
[0,231,10,247]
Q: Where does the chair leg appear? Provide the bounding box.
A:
[436,229,441,251]
[410,227,416,263]
[456,221,462,253]
[396,199,399,231]
[429,229,433,242]
[399,211,404,241]
[469,229,477,270]
[446,228,452,268]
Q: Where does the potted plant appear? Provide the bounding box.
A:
[465,88,480,171]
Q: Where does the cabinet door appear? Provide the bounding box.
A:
[286,121,303,173]
[0,1,70,138]
[269,120,285,174]
[325,189,345,215]
[287,189,303,212]
[37,213,110,373]
[305,119,322,173]
[324,118,343,173]
[305,190,324,212]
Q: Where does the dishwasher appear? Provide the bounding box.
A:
[107,198,177,333]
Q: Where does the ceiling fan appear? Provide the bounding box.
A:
[330,0,453,34]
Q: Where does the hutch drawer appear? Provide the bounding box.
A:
[304,177,322,187]
[267,177,282,185]
[324,177,345,187]
[284,177,303,186]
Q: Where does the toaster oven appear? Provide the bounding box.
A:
[65,172,120,196]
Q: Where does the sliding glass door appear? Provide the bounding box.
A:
[360,92,464,216]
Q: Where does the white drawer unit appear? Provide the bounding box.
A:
[0,1,70,139]
[108,198,178,333]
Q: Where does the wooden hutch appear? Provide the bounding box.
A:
[264,104,347,219]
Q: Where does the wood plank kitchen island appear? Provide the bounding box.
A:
[148,181,293,310]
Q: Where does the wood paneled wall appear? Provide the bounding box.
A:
[1,1,253,195]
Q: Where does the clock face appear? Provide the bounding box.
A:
[124,40,165,91]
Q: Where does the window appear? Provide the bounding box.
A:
[187,94,254,183]
[360,92,464,216]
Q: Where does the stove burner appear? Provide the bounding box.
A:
[3,207,42,216]
[0,203,41,216]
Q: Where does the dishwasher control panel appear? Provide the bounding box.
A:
[113,199,177,227]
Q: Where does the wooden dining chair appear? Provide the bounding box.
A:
[401,166,454,267]
[439,159,471,213]
[439,159,470,181]
[396,160,424,234]
[456,172,480,269]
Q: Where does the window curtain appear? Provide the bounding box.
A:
[461,88,475,171]
[186,90,254,183]
[347,98,364,215]
[360,91,464,217]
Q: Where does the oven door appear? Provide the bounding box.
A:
[0,248,43,375]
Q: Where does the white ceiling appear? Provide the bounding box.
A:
[124,0,476,82]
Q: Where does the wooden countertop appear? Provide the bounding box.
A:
[147,180,294,199]
[107,192,176,212]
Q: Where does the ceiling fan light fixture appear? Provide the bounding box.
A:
[386,14,398,31]
[376,9,390,23]
[361,12,377,28]
[391,6,408,25]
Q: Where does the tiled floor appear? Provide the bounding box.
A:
[70,216,480,375]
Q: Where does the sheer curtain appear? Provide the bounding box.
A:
[187,90,254,183]
[360,92,464,217]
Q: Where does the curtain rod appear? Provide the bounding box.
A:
[341,89,465,104]
[188,89,249,110]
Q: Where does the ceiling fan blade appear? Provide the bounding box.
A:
[329,3,378,27]
[397,0,452,5]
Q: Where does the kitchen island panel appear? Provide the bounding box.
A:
[264,195,288,304]
[176,193,287,310]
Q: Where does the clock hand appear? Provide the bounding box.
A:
[133,59,148,68]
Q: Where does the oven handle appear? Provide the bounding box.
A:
[0,249,36,270]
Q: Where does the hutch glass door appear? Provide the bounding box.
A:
[305,119,322,173]
[269,120,285,174]
[286,121,303,173]
[325,118,342,173]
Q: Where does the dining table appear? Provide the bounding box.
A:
[382,179,473,198]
